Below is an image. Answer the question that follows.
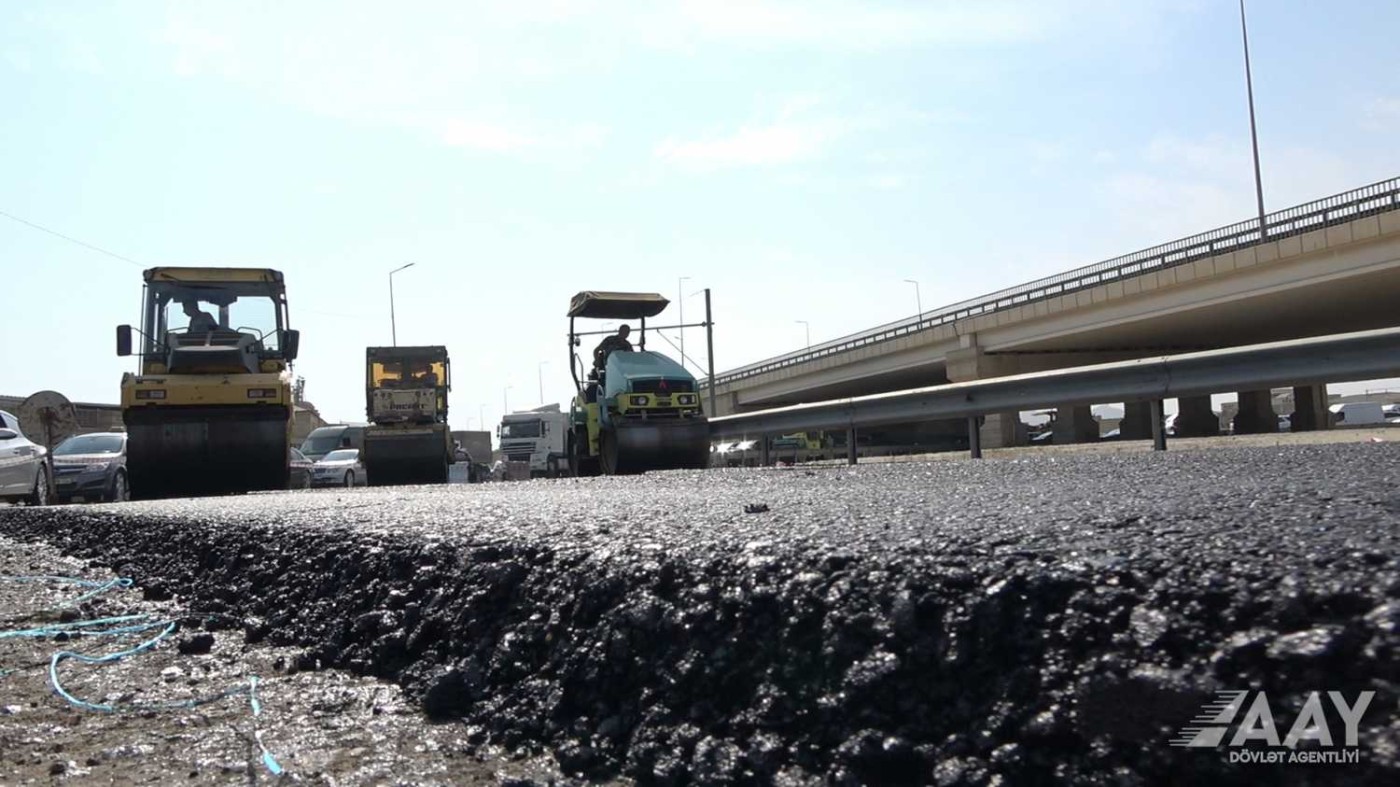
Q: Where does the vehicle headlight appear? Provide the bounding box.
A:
[629,395,649,407]
[676,394,697,405]
[83,462,111,473]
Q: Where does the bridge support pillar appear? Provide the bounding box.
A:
[1175,395,1219,437]
[1233,390,1279,434]
[1290,384,1330,432]
[947,340,1028,449]
[978,413,1026,449]
[846,428,858,465]
[1053,404,1098,444]
[1121,401,1155,440]
[759,437,770,467]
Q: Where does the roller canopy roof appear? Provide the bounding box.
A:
[568,291,670,319]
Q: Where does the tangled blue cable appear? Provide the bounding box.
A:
[1,574,284,776]
[0,574,135,607]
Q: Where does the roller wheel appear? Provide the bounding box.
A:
[600,429,621,476]
[569,430,600,477]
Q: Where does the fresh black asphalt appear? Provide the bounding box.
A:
[2,442,1398,785]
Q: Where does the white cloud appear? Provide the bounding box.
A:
[660,0,1050,51]
[1363,97,1400,130]
[654,123,837,169]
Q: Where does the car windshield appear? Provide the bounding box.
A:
[54,434,124,455]
[322,449,358,463]
[502,420,542,438]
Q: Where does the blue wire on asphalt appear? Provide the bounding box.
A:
[0,574,284,776]
[0,574,135,607]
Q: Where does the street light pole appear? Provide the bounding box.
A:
[678,276,691,370]
[796,320,810,349]
[389,262,416,346]
[1239,0,1268,237]
[503,385,512,414]
[903,279,923,321]
[537,361,548,406]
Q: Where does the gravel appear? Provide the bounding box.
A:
[2,442,1399,785]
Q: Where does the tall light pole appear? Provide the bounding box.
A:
[537,361,548,405]
[903,279,923,321]
[503,385,513,414]
[796,320,810,349]
[1239,0,1267,237]
[389,262,416,345]
[479,404,487,433]
[678,276,691,370]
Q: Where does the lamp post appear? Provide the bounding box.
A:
[1239,0,1268,237]
[678,276,691,370]
[389,262,416,345]
[537,361,548,406]
[903,279,923,321]
[796,320,810,349]
[503,385,513,415]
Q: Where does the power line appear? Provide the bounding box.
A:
[0,209,145,268]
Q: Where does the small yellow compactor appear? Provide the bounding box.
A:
[116,267,300,499]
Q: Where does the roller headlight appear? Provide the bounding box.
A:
[629,395,649,407]
[676,394,697,405]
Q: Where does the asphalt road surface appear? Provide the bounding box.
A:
[2,442,1398,785]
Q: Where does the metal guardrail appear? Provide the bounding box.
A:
[709,328,1400,444]
[708,176,1400,388]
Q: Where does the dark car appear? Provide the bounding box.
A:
[289,447,313,490]
[51,431,127,503]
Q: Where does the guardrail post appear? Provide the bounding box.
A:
[846,428,858,465]
[968,416,982,459]
[1150,399,1166,451]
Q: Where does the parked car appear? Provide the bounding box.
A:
[289,447,314,490]
[312,448,365,487]
[51,431,128,503]
[0,409,51,506]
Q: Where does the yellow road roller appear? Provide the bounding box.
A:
[116,267,300,499]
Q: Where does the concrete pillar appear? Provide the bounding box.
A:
[978,413,1025,449]
[1052,404,1098,444]
[1233,390,1278,435]
[1120,401,1155,440]
[1174,395,1219,437]
[946,338,1028,449]
[1290,384,1329,432]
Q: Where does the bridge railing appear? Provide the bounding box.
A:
[708,176,1400,388]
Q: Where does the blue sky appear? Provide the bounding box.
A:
[3,1,1399,429]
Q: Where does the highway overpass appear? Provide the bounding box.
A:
[707,177,1400,445]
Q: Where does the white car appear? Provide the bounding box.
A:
[0,410,51,506]
[312,448,365,488]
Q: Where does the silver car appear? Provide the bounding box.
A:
[0,409,51,506]
[312,448,366,488]
[52,432,129,503]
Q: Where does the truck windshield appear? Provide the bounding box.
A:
[147,280,284,352]
[301,432,346,455]
[370,359,447,388]
[501,421,542,438]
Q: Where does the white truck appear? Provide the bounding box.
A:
[1329,401,1387,427]
[498,404,569,478]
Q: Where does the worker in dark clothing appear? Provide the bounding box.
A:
[593,324,634,371]
[182,300,218,334]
